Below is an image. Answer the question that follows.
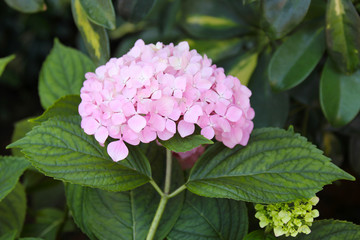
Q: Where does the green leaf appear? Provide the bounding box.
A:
[66,150,184,240]
[0,156,30,202]
[79,0,116,30]
[0,183,27,238]
[269,25,325,91]
[8,116,151,192]
[38,39,95,109]
[248,49,289,128]
[21,208,64,240]
[326,0,360,73]
[244,230,276,240]
[320,59,360,127]
[118,0,159,22]
[186,38,247,63]
[0,55,15,77]
[261,0,311,39]
[227,51,258,86]
[4,0,46,13]
[11,118,38,157]
[71,0,110,65]
[187,127,354,203]
[181,0,252,39]
[159,133,213,153]
[20,238,46,240]
[281,220,360,240]
[0,230,16,240]
[31,95,80,123]
[168,192,248,240]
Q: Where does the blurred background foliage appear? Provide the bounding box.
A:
[1,0,360,239]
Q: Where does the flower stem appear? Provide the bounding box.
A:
[146,149,173,240]
[168,184,186,199]
[146,196,168,240]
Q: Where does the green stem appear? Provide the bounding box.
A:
[149,180,163,196]
[146,149,173,240]
[168,184,186,199]
[164,149,172,194]
[146,196,168,240]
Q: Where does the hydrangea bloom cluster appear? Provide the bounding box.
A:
[255,197,320,237]
[79,39,254,161]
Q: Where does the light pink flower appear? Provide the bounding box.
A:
[79,39,255,161]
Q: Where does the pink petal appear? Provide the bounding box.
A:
[157,129,174,141]
[178,120,195,138]
[201,126,215,139]
[165,119,176,133]
[151,90,162,99]
[95,126,109,144]
[107,140,129,161]
[226,106,243,122]
[111,113,126,125]
[140,126,157,143]
[175,76,186,91]
[184,105,203,123]
[122,102,136,117]
[156,97,175,116]
[128,115,146,133]
[81,117,99,135]
[149,114,166,131]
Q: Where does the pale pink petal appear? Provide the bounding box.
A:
[95,126,109,144]
[140,126,157,143]
[81,117,99,135]
[178,120,195,137]
[151,90,162,99]
[165,119,176,133]
[111,113,126,125]
[157,129,174,141]
[107,140,129,161]
[156,97,174,116]
[226,106,243,122]
[128,115,146,133]
[122,102,136,116]
[201,126,215,139]
[149,114,166,131]
[184,105,203,123]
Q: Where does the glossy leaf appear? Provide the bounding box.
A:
[4,0,46,13]
[167,192,248,240]
[0,55,15,77]
[269,25,325,91]
[320,59,360,127]
[66,155,184,240]
[0,183,26,238]
[159,133,213,153]
[117,0,158,22]
[21,208,64,240]
[261,0,311,39]
[186,38,246,63]
[248,49,289,128]
[31,95,80,123]
[187,128,354,203]
[0,156,30,202]
[11,118,38,157]
[227,51,258,86]
[244,230,276,240]
[0,231,16,240]
[281,220,360,240]
[71,0,110,65]
[181,0,251,39]
[79,0,116,30]
[326,0,360,73]
[8,116,151,192]
[38,39,95,109]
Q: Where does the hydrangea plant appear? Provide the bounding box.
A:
[1,0,360,239]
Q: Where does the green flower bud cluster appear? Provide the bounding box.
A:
[254,197,320,237]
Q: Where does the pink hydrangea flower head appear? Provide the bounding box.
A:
[79,39,255,162]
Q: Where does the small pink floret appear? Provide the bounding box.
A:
[79,39,255,161]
